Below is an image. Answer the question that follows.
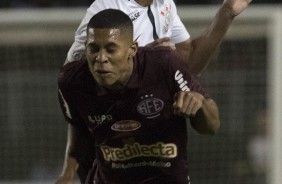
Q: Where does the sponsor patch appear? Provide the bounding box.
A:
[175,70,190,92]
[111,120,141,132]
[100,142,177,161]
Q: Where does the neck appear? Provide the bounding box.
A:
[135,0,152,7]
[96,83,126,96]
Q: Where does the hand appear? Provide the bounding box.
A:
[223,0,252,17]
[55,176,75,184]
[54,158,78,184]
[145,37,176,50]
[173,91,204,117]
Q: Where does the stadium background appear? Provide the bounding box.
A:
[0,1,281,184]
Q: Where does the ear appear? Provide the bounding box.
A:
[128,41,138,58]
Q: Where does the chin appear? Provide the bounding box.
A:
[99,82,115,90]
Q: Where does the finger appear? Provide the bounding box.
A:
[145,37,174,49]
[189,102,200,117]
[157,37,171,43]
[159,42,176,50]
[153,37,171,47]
[180,92,192,115]
[169,43,176,50]
[173,92,184,115]
[186,94,203,116]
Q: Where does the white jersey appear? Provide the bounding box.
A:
[67,0,190,62]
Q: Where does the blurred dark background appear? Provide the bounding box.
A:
[0,0,281,8]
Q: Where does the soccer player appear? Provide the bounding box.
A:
[56,9,220,184]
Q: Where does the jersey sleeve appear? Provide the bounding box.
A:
[167,50,210,98]
[67,0,116,62]
[169,0,190,44]
[58,88,83,126]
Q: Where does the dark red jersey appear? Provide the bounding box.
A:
[58,47,210,184]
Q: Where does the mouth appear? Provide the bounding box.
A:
[95,69,111,76]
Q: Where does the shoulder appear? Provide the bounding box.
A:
[58,59,90,89]
[137,47,182,65]
[137,47,175,59]
[135,47,185,77]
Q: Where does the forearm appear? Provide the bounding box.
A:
[56,123,94,183]
[56,126,80,183]
[186,5,235,76]
[57,156,79,182]
[190,98,220,134]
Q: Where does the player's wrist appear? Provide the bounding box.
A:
[219,3,236,20]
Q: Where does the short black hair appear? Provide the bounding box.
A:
[87,9,133,36]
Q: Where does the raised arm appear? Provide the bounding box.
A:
[173,91,220,134]
[176,0,252,76]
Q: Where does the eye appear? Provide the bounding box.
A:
[89,46,99,53]
[106,46,118,54]
[87,44,99,54]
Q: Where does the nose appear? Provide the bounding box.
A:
[96,50,108,63]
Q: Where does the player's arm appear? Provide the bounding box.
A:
[55,123,93,184]
[55,124,79,184]
[145,37,176,50]
[56,86,95,183]
[175,0,252,76]
[173,91,220,134]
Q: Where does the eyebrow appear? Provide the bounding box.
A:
[87,42,119,49]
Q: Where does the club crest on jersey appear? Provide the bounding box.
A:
[160,3,171,32]
[137,94,164,119]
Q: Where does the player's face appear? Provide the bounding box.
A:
[86,28,137,91]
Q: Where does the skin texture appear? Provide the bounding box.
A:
[85,28,137,92]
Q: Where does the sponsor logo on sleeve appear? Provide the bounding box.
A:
[175,70,190,92]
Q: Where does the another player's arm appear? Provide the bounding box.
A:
[175,0,252,76]
[173,91,220,134]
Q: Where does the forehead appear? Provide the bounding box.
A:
[87,28,122,43]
